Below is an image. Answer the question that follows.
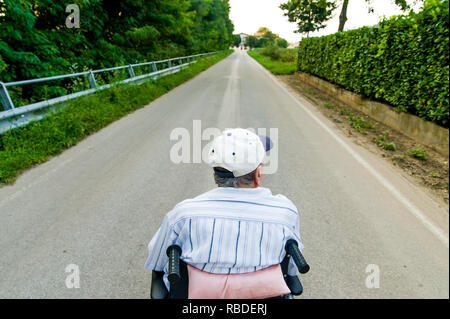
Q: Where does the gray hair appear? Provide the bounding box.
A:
[213,167,257,188]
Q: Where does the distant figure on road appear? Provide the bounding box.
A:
[145,128,303,298]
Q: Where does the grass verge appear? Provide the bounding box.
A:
[247,48,297,75]
[0,50,233,185]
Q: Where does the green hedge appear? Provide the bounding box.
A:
[298,0,449,127]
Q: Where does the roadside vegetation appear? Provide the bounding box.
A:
[408,148,429,161]
[338,109,377,134]
[376,132,397,151]
[238,27,290,49]
[274,0,448,201]
[234,26,297,75]
[0,0,234,109]
[296,0,449,127]
[0,51,233,185]
[247,47,297,75]
[279,74,449,203]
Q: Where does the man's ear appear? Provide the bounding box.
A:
[254,165,263,187]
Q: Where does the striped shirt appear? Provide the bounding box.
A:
[145,187,303,286]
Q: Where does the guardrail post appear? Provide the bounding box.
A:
[127,65,135,78]
[87,71,97,88]
[0,82,14,110]
[0,51,219,133]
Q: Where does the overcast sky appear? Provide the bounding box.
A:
[229,0,423,43]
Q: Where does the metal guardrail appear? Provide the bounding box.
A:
[0,51,220,134]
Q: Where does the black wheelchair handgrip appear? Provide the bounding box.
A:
[285,239,310,274]
[166,245,182,284]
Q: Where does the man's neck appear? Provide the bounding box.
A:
[237,183,257,189]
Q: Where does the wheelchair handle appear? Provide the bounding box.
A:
[166,245,182,284]
[285,239,310,274]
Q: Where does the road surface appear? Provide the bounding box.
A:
[0,50,448,298]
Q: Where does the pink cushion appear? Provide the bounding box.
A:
[187,264,291,299]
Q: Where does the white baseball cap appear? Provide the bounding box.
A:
[207,128,273,178]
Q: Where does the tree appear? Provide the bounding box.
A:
[257,27,271,34]
[0,0,234,107]
[246,35,259,48]
[248,27,289,48]
[232,34,241,47]
[337,0,423,32]
[338,0,349,32]
[280,0,337,37]
[188,0,234,53]
[263,30,276,41]
[276,37,288,48]
[255,26,276,45]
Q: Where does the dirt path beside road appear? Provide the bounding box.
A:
[278,73,449,205]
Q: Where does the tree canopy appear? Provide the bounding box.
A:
[280,0,424,35]
[238,27,289,48]
[0,0,234,84]
[279,0,337,37]
[338,0,424,32]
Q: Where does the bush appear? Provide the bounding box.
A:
[281,49,297,62]
[377,132,397,151]
[298,0,449,127]
[262,44,281,60]
[247,49,297,75]
[408,148,429,160]
[276,38,288,48]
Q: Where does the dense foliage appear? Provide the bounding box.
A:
[241,27,289,49]
[338,0,422,32]
[0,50,233,184]
[279,0,337,36]
[298,0,449,127]
[248,48,297,75]
[0,0,233,108]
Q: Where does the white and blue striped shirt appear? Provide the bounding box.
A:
[145,187,303,285]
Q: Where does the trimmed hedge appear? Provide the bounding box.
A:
[298,0,449,127]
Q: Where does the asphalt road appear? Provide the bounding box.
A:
[0,50,448,298]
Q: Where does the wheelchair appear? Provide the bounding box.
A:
[151,239,310,299]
